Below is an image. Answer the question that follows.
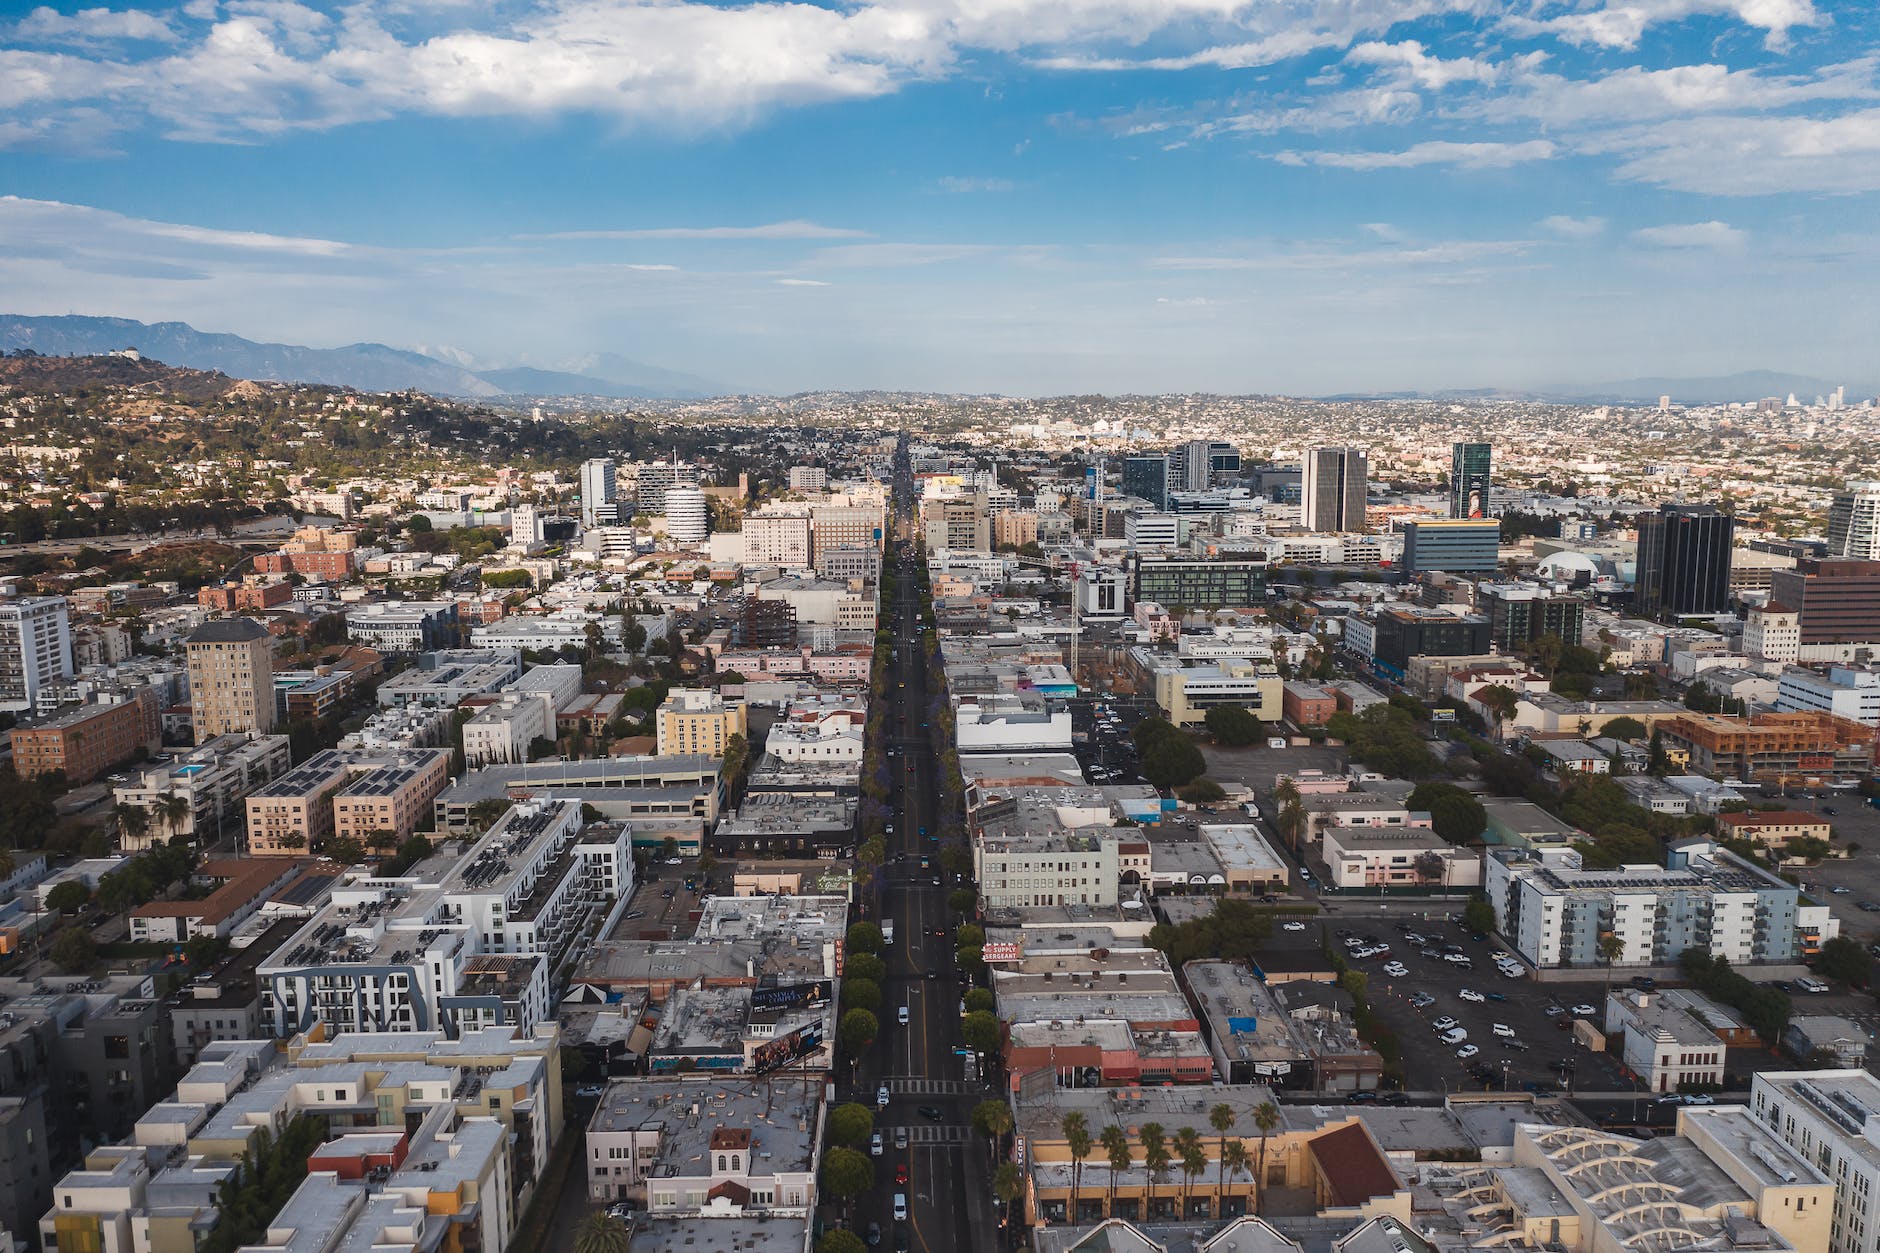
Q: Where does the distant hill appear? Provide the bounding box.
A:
[1536,370,1873,406]
[0,314,724,399]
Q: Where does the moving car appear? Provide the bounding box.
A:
[895,1127,908,1149]
[878,1085,891,1108]
[917,1105,945,1122]
[1459,989,1486,1003]
[894,1194,909,1222]
[872,1132,884,1156]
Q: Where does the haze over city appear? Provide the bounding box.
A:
[5,0,1880,394]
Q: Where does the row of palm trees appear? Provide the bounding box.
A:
[1055,1099,1282,1224]
[112,791,192,847]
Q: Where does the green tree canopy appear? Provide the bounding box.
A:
[826,1102,876,1148]
[1406,781,1487,844]
[1204,704,1263,746]
[846,921,884,954]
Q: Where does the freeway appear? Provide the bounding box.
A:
[0,513,315,560]
[846,438,1001,1253]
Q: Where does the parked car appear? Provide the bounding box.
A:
[1459,989,1486,1003]
[1409,992,1436,1009]
[1383,961,1409,977]
[1456,1044,1480,1059]
[1492,1023,1515,1038]
[1570,1004,1597,1016]
[1433,1016,1459,1032]
[1440,1027,1469,1046]
[1282,922,1306,932]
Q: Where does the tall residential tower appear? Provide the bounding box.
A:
[1301,446,1368,533]
[1450,442,1492,519]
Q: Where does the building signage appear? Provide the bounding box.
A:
[981,942,1024,963]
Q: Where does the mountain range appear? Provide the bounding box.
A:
[0,314,726,399]
[1324,370,1873,406]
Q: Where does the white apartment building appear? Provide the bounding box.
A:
[1752,1069,1880,1253]
[0,595,73,712]
[260,800,631,1036]
[461,693,554,766]
[1828,482,1880,561]
[764,706,865,763]
[787,465,828,492]
[580,457,618,528]
[975,831,1120,910]
[1124,512,1181,548]
[1746,605,1802,662]
[1778,666,1880,727]
[1319,826,1481,891]
[744,512,814,566]
[1486,841,1837,970]
[954,694,1073,753]
[113,732,293,848]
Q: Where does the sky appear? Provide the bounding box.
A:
[2,0,1879,396]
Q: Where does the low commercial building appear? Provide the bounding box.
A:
[712,792,856,858]
[954,693,1073,752]
[1538,740,1612,775]
[1319,826,1480,891]
[1715,811,1834,857]
[1133,651,1282,727]
[128,858,307,943]
[1607,989,1726,1093]
[585,1077,822,1212]
[1783,1015,1869,1067]
[433,755,725,832]
[1775,665,1880,726]
[10,687,160,784]
[976,831,1121,910]
[1281,681,1337,727]
[1186,960,1383,1090]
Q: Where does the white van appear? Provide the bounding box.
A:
[898,1005,911,1026]
[894,1194,909,1222]
[1439,1027,1468,1046]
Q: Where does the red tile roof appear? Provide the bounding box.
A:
[1308,1122,1399,1208]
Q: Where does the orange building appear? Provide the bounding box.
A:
[1657,710,1876,782]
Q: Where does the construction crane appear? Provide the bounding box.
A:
[1008,550,1088,690]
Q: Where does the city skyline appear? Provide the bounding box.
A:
[3,0,1878,394]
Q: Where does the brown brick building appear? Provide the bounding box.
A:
[10,687,160,784]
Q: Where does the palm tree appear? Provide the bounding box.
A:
[1139,1122,1169,1220]
[114,803,150,849]
[1175,1126,1206,1219]
[1099,1124,1131,1218]
[1063,1110,1092,1225]
[572,1213,629,1253]
[160,792,193,848]
[1222,1140,1252,1217]
[1253,1102,1281,1215]
[992,1160,1025,1230]
[1209,1102,1235,1198]
[973,1098,1015,1172]
[1598,932,1625,1006]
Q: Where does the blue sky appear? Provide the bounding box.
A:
[2,0,1878,395]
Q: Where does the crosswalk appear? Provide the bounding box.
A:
[884,1124,972,1144]
[883,1077,975,1095]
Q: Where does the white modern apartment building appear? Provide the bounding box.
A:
[744,511,814,566]
[0,595,73,712]
[975,831,1120,910]
[1752,1069,1880,1253]
[461,693,554,766]
[1486,840,1838,970]
[112,732,293,848]
[764,702,865,763]
[259,800,631,1036]
[1777,666,1880,727]
[1828,482,1880,561]
[580,457,618,528]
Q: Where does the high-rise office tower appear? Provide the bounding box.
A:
[1450,442,1492,519]
[0,597,72,711]
[1121,455,1171,510]
[1827,482,1880,561]
[579,458,617,529]
[1635,504,1736,617]
[1170,440,1240,493]
[1300,446,1368,533]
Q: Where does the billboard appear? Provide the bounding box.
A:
[751,981,833,1012]
[981,941,1024,963]
[752,1020,825,1074]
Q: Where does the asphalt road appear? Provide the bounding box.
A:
[845,446,999,1253]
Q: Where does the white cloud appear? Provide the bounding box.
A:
[12,6,176,44]
[775,277,831,286]
[1278,139,1557,169]
[1603,108,1880,194]
[1342,40,1504,90]
[1500,0,1819,51]
[1152,238,1534,271]
[520,221,870,241]
[936,176,1014,192]
[625,263,679,271]
[0,194,355,256]
[1631,220,1746,248]
[1539,214,1607,238]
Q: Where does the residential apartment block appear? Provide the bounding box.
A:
[185,617,276,743]
[9,687,159,784]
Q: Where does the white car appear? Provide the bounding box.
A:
[1570,1004,1597,1016]
[1282,922,1306,932]
[1444,953,1472,966]
[871,1132,884,1156]
[1440,1027,1469,1045]
[1491,1023,1515,1038]
[1382,961,1409,977]
[1458,989,1486,1003]
[1456,1044,1480,1059]
[1543,1004,1566,1017]
[1410,992,1436,1008]
[1432,1016,1458,1032]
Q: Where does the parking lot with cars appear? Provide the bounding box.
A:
[1068,698,1150,784]
[1327,915,1641,1098]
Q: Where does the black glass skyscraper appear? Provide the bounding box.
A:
[1450,442,1491,519]
[1636,504,1735,617]
[1122,455,1170,510]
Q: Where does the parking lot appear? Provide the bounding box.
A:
[1199,743,1350,798]
[611,855,717,940]
[1068,698,1150,785]
[1324,915,1640,1097]
[1775,796,1880,938]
